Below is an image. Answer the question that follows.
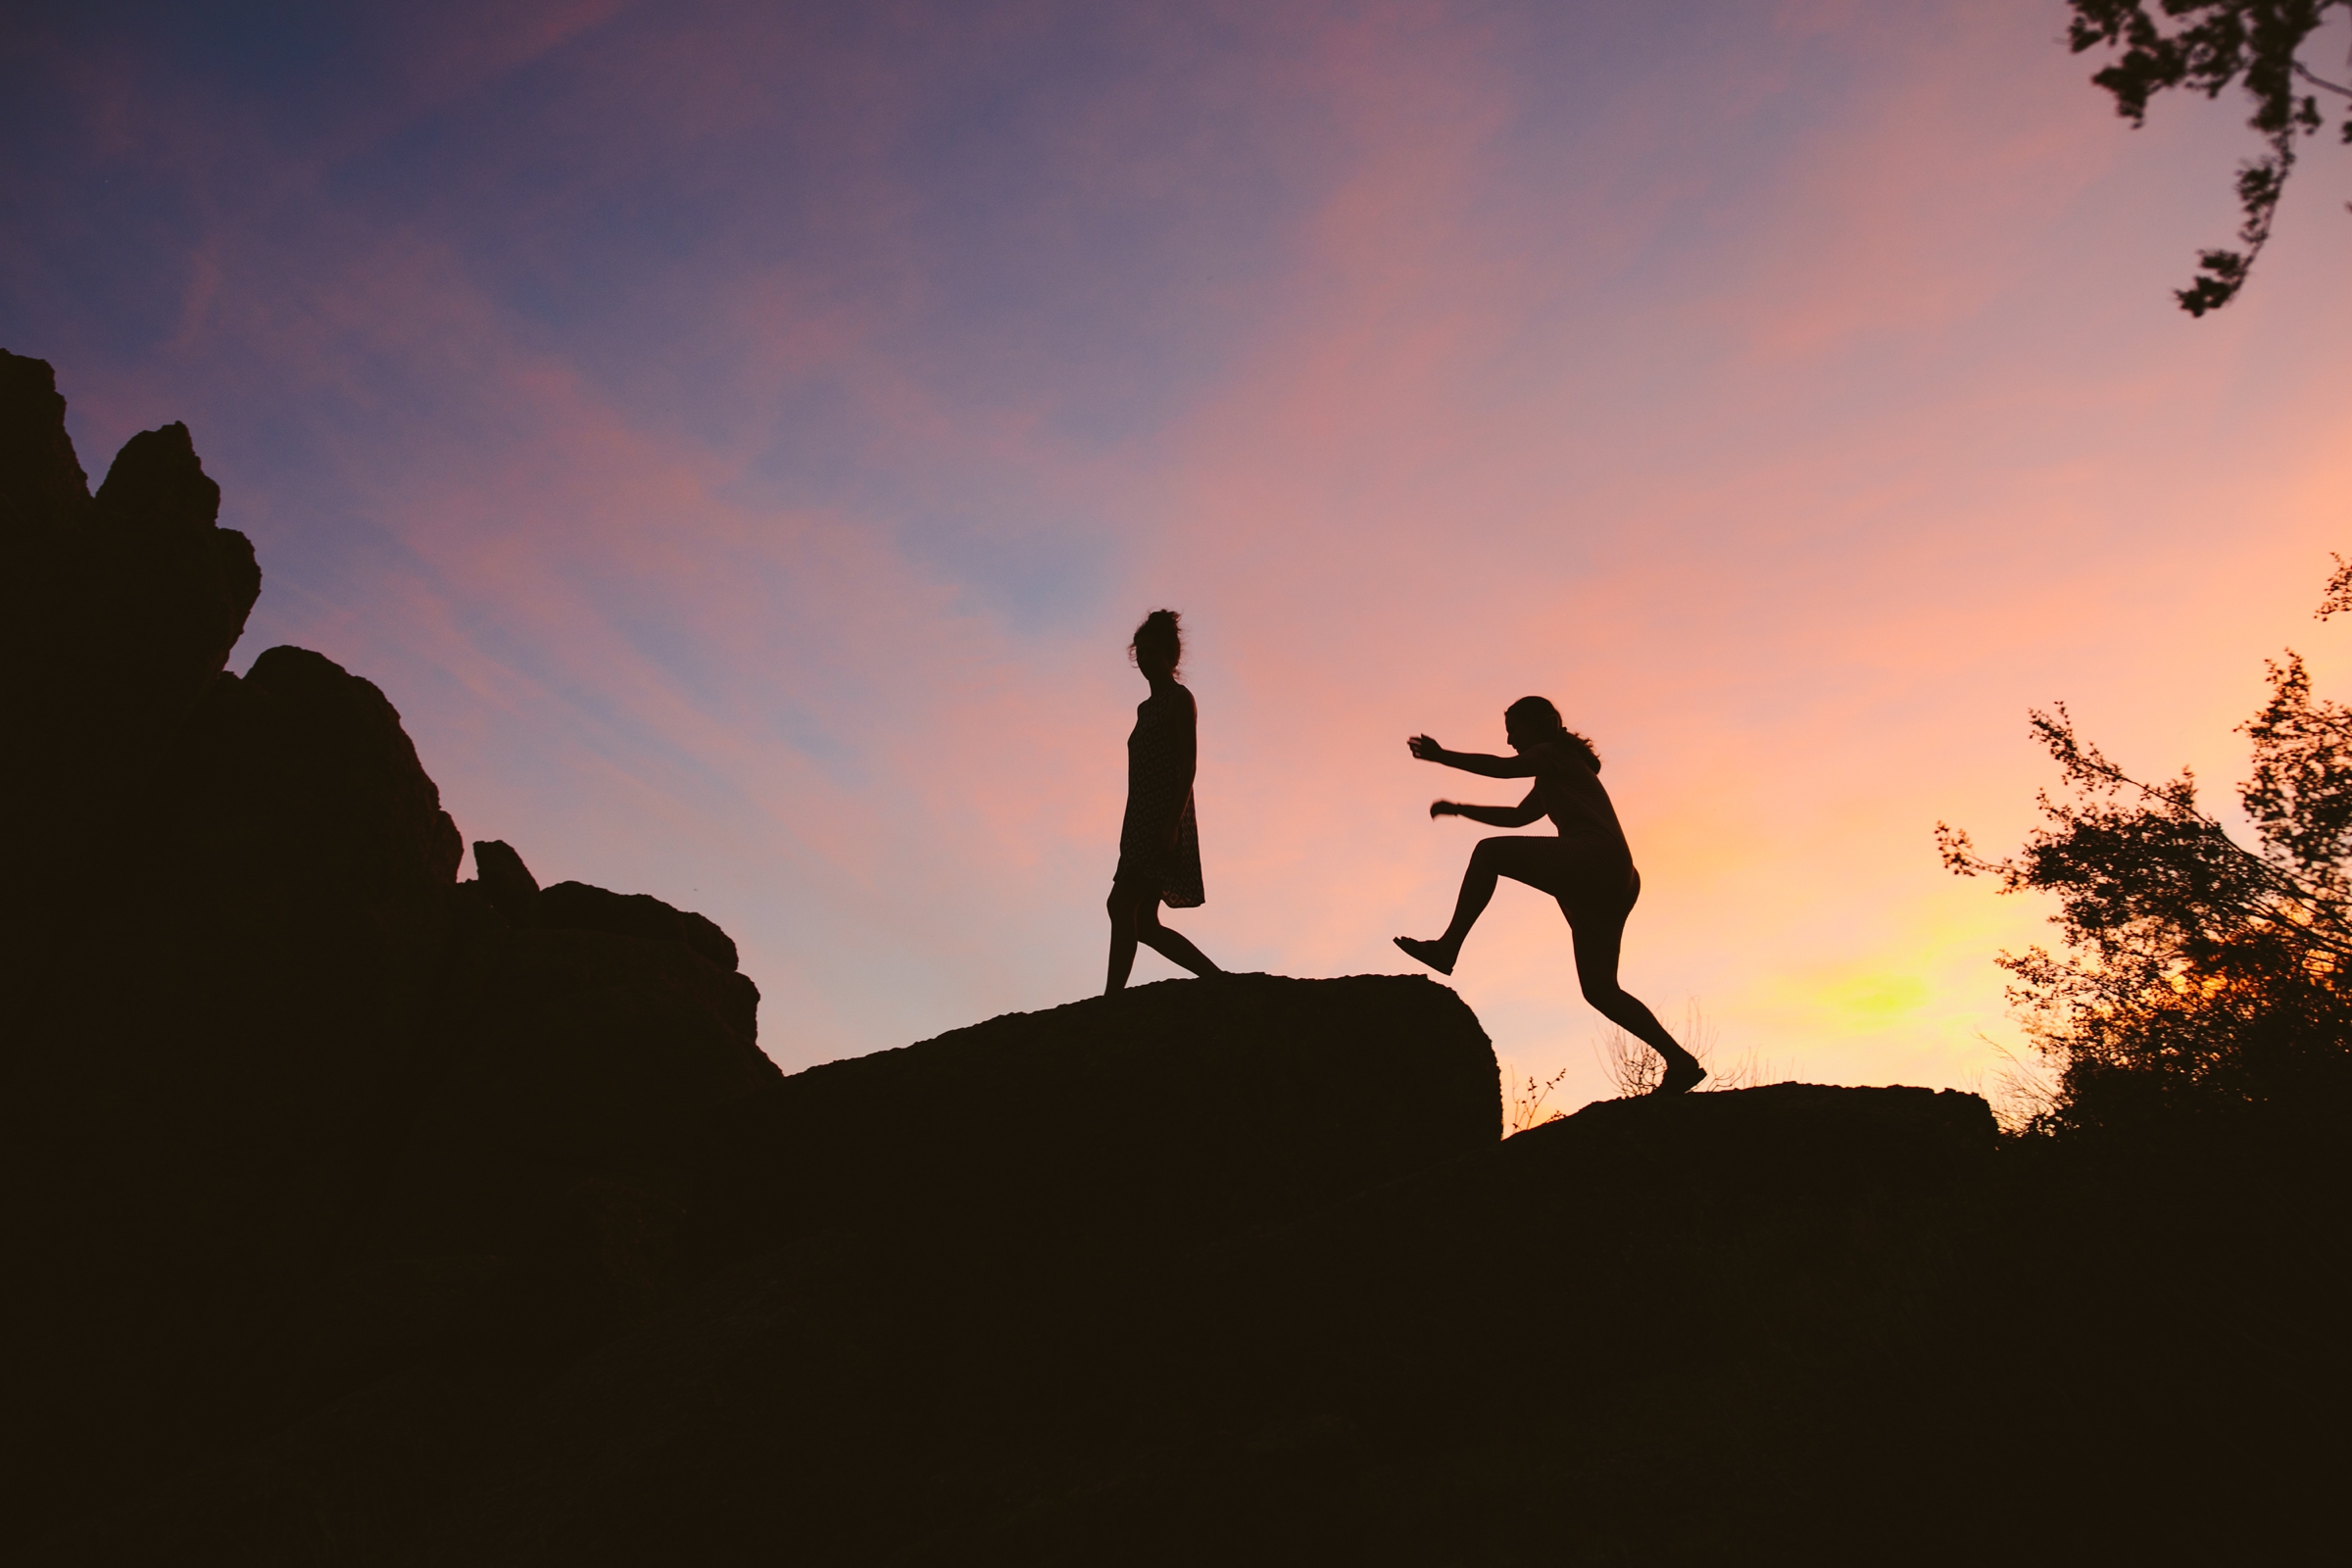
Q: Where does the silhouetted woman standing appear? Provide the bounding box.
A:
[1106,610,1222,994]
[1396,697,1704,1094]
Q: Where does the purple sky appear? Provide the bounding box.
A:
[8,1,2349,1111]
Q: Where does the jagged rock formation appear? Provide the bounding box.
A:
[0,353,777,1545]
[0,358,261,874]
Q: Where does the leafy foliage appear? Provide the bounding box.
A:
[2065,0,2352,314]
[1937,564,2352,1130]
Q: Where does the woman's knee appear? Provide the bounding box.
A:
[1470,836,1525,872]
[1580,978,1625,1009]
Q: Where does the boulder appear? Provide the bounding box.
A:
[371,921,775,1262]
[1499,1078,1995,1200]
[470,839,542,925]
[538,881,740,973]
[687,971,1497,1263]
[89,420,262,732]
[158,646,466,909]
[468,839,740,973]
[372,973,1501,1567]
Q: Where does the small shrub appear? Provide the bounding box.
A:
[1501,1059,1571,1134]
[1593,1001,1762,1099]
[1981,1041,2059,1135]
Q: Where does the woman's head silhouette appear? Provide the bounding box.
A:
[1130,609,1183,680]
[1504,695,1599,771]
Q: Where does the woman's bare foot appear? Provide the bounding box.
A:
[1394,936,1456,976]
[1657,1056,1706,1095]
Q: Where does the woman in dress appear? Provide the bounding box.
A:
[1105,610,1222,994]
[1395,696,1704,1094]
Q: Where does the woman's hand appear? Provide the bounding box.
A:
[1407,734,1447,763]
[1429,800,1459,819]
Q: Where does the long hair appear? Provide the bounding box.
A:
[1130,608,1183,676]
[1506,695,1599,772]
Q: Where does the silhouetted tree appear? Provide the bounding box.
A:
[1938,558,2352,1130]
[2066,0,2352,314]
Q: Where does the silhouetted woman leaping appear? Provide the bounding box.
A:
[1105,610,1223,994]
[1396,697,1704,1094]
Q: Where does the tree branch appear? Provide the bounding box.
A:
[2292,61,2352,99]
[2005,710,2352,953]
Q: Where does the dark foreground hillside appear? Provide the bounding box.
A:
[5,353,2344,1563]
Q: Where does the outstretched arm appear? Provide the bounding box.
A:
[1431,788,1543,827]
[1407,734,1538,778]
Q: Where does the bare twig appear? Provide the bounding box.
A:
[2292,60,2352,98]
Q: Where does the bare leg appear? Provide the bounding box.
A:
[1137,897,1221,977]
[1106,888,1142,994]
[1565,896,1703,1094]
[1399,837,1701,1091]
[1108,885,1220,994]
[1396,837,1549,975]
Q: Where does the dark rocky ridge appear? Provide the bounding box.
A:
[5,353,2340,1563]
[1,356,262,880]
[0,352,778,1542]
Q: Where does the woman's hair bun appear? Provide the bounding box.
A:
[1130,609,1184,671]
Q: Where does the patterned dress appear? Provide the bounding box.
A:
[1115,683,1205,908]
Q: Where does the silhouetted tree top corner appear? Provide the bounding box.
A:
[2065,0,2352,316]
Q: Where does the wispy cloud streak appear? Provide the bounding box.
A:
[5,1,2347,1098]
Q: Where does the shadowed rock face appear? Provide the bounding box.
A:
[371,1080,1995,1568]
[34,971,1512,1568]
[0,355,261,868]
[471,836,743,972]
[0,350,92,530]
[0,357,778,1545]
[55,1077,2009,1568]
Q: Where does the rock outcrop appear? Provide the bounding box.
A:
[686,971,1496,1265]
[9,353,2337,1565]
[0,354,778,1544]
[0,355,260,876]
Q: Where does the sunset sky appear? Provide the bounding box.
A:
[7,1,2348,1111]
